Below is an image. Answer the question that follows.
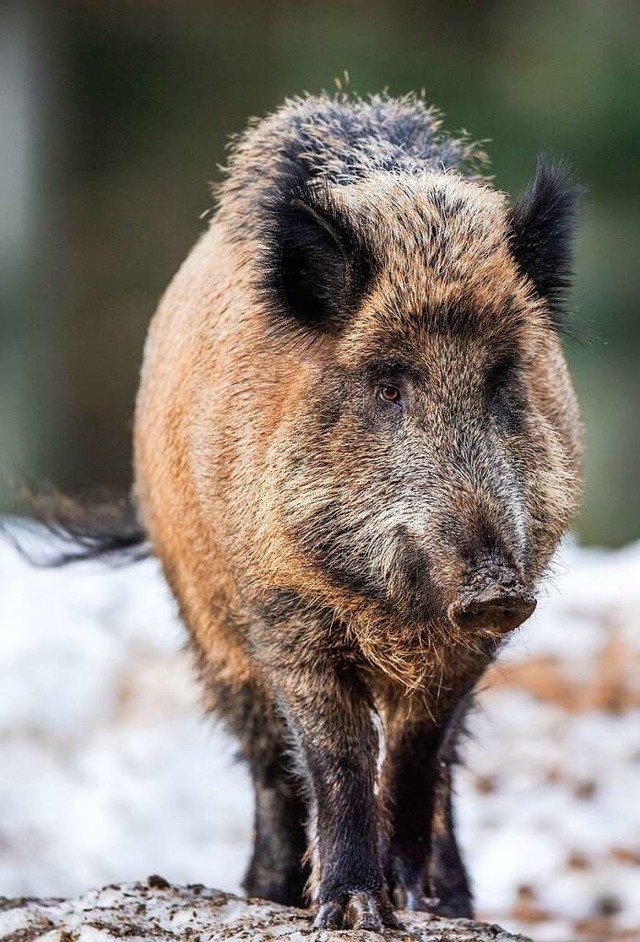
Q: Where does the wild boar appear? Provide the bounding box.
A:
[44,93,585,930]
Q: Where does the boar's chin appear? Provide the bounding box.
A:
[336,597,501,694]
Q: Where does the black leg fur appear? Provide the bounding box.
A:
[209,680,310,907]
[382,717,444,911]
[382,702,474,918]
[274,664,400,932]
[427,701,474,918]
[243,757,309,906]
[429,765,473,918]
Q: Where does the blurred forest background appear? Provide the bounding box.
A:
[1,0,639,546]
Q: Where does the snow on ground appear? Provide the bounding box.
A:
[0,525,639,942]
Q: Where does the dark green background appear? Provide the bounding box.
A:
[1,1,639,545]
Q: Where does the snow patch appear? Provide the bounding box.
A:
[1,525,639,941]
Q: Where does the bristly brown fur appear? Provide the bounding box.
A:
[133,92,584,930]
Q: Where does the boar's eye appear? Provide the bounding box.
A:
[376,383,403,405]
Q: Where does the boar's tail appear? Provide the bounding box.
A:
[3,488,150,567]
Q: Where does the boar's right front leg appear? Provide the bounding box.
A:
[273,664,400,931]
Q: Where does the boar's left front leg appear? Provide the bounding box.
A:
[382,716,444,912]
[273,664,400,931]
[382,710,473,919]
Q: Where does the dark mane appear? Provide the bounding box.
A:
[218,92,489,226]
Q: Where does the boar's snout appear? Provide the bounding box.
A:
[448,565,536,634]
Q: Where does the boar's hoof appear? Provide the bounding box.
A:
[431,894,474,919]
[392,884,474,919]
[314,891,403,931]
[391,884,440,912]
[314,900,344,929]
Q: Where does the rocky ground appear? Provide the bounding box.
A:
[1,527,639,942]
[1,878,533,942]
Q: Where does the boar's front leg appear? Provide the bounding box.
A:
[429,762,473,918]
[273,664,399,931]
[382,716,443,911]
[383,707,473,918]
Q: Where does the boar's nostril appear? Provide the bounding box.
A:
[449,584,537,633]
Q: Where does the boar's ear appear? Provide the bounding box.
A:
[508,157,583,331]
[274,195,370,330]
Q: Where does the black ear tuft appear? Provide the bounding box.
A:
[508,157,583,331]
[260,175,372,331]
[278,198,355,328]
